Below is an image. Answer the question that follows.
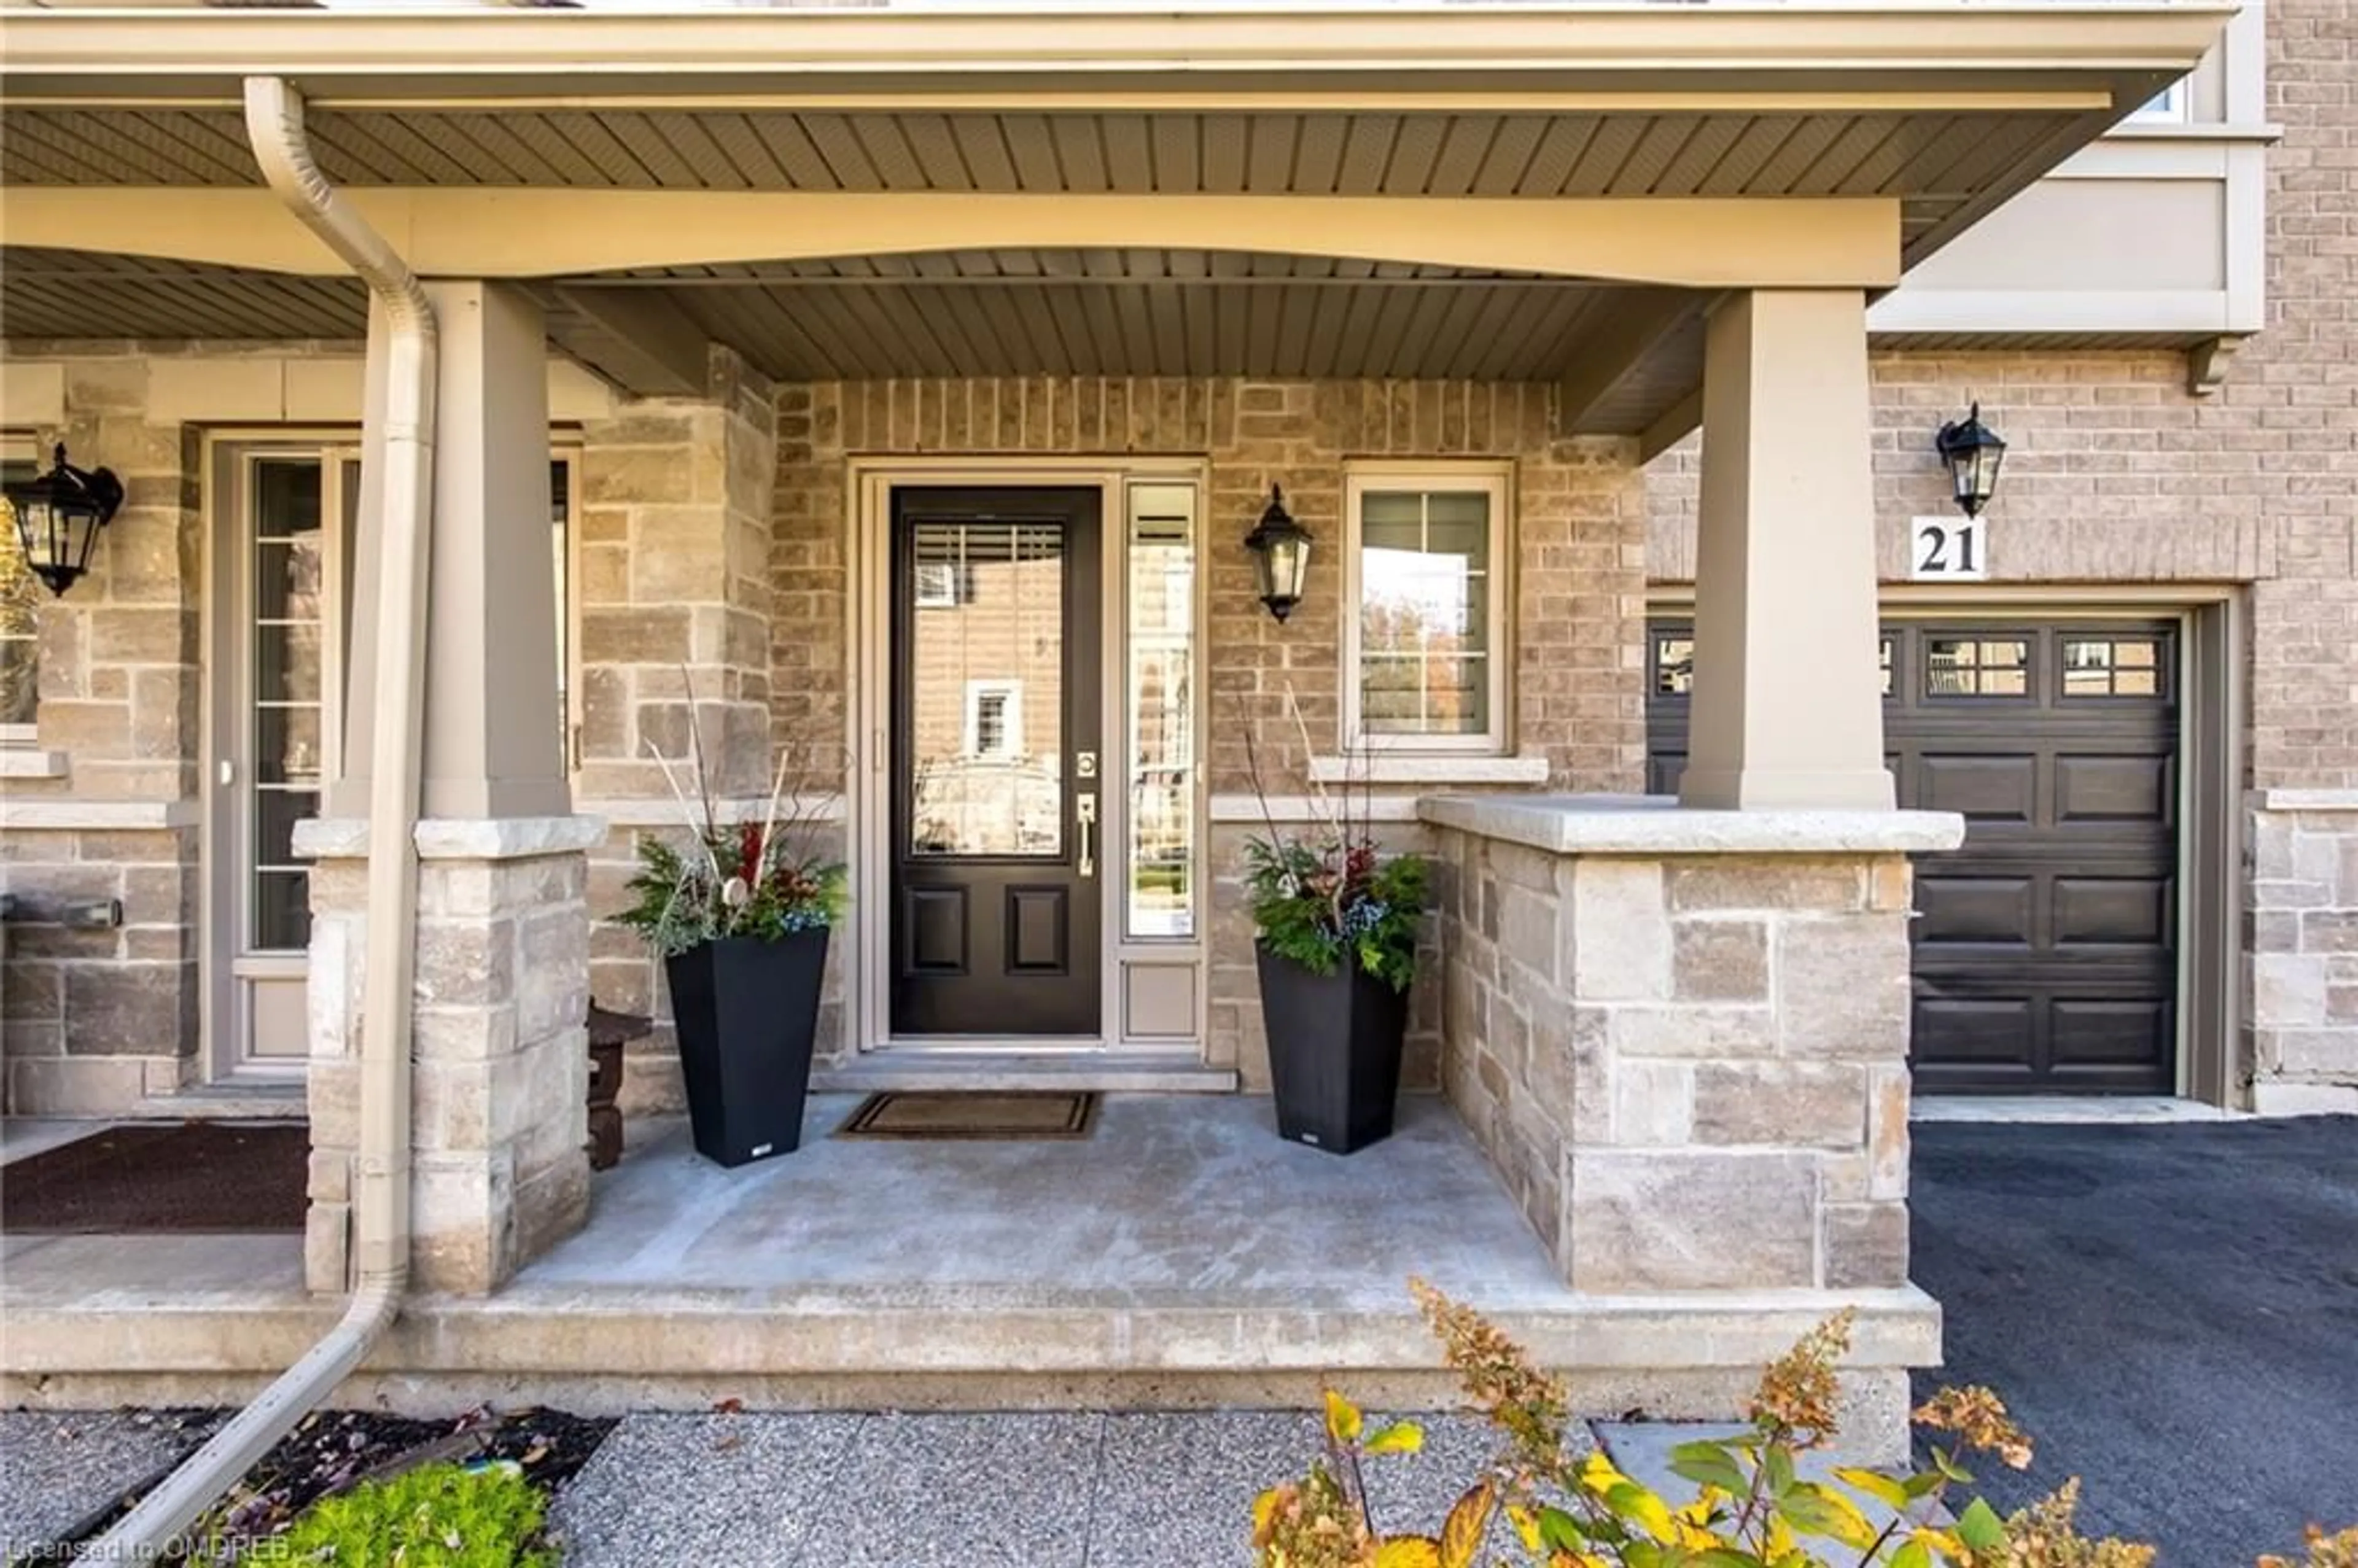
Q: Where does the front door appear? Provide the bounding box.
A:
[890,487,1103,1036]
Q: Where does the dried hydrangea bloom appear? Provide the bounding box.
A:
[1748,1308,1853,1442]
[1915,1384,2036,1470]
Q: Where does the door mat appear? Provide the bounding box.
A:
[835,1091,1099,1141]
[1,1121,310,1235]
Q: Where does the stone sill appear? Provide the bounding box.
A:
[0,749,69,780]
[1210,794,1422,825]
[295,814,610,862]
[2252,789,2358,813]
[1306,753,1549,786]
[577,795,846,828]
[1417,793,1966,856]
[0,798,195,831]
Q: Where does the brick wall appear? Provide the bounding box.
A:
[772,378,1649,799]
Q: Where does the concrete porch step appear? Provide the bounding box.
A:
[0,1250,1937,1462]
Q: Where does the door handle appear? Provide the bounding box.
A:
[1076,793,1098,879]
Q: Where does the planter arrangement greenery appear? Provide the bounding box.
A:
[1242,712,1427,1155]
[614,715,845,1168]
[1253,1283,2358,1568]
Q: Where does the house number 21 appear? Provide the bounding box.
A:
[1912,515,1987,581]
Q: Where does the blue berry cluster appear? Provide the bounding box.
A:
[1339,898,1390,937]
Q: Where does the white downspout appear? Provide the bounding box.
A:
[93,76,437,1557]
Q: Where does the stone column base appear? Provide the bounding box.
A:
[297,814,604,1295]
[1425,795,1964,1300]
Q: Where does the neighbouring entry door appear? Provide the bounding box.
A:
[890,487,1102,1036]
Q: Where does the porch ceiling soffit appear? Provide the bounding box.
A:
[0,4,2233,272]
[0,241,1711,432]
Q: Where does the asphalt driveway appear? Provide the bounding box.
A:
[1909,1116,2358,1564]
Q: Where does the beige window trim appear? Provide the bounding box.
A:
[1340,461,1513,758]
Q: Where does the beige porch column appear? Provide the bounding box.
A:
[1681,290,1893,813]
[302,280,596,1296]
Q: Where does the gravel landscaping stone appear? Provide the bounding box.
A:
[547,1413,863,1568]
[1087,1409,1524,1567]
[0,1410,214,1558]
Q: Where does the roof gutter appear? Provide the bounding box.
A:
[89,76,436,1558]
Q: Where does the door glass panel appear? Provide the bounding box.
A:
[551,457,571,761]
[907,519,1065,857]
[1127,483,1196,939]
[251,457,324,950]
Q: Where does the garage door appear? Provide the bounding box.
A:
[1647,618,2180,1095]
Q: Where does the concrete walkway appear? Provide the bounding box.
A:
[1910,1114,2358,1563]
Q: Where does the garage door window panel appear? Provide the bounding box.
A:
[2061,635,2166,699]
[1925,635,2033,699]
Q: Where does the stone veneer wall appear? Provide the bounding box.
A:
[2248,793,2358,1112]
[1,351,220,1113]
[301,818,595,1295]
[1430,825,1916,1295]
[574,351,789,1114]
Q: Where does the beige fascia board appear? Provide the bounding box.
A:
[1867,289,2245,338]
[0,189,1907,290]
[0,5,2238,104]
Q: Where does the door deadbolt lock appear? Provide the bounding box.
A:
[1075,751,1099,780]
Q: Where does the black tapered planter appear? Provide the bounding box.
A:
[664,928,828,1168]
[1255,942,1411,1155]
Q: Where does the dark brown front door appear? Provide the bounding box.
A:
[890,487,1103,1036]
[1647,618,2181,1095]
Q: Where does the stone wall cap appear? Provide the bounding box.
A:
[0,798,195,831]
[1417,793,1966,856]
[295,814,610,861]
[2254,788,2358,812]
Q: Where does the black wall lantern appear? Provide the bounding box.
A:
[1243,484,1313,623]
[4,443,123,597]
[1934,402,2007,519]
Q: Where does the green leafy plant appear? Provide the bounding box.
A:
[1239,690,1428,993]
[611,690,846,957]
[1256,1281,2351,1568]
[274,1461,553,1567]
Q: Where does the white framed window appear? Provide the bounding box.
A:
[963,679,1022,760]
[1342,464,1511,754]
[2127,77,2190,124]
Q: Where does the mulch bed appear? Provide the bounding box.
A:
[40,1407,616,1562]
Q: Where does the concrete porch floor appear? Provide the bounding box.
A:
[523,1093,1562,1305]
[0,1095,1937,1451]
